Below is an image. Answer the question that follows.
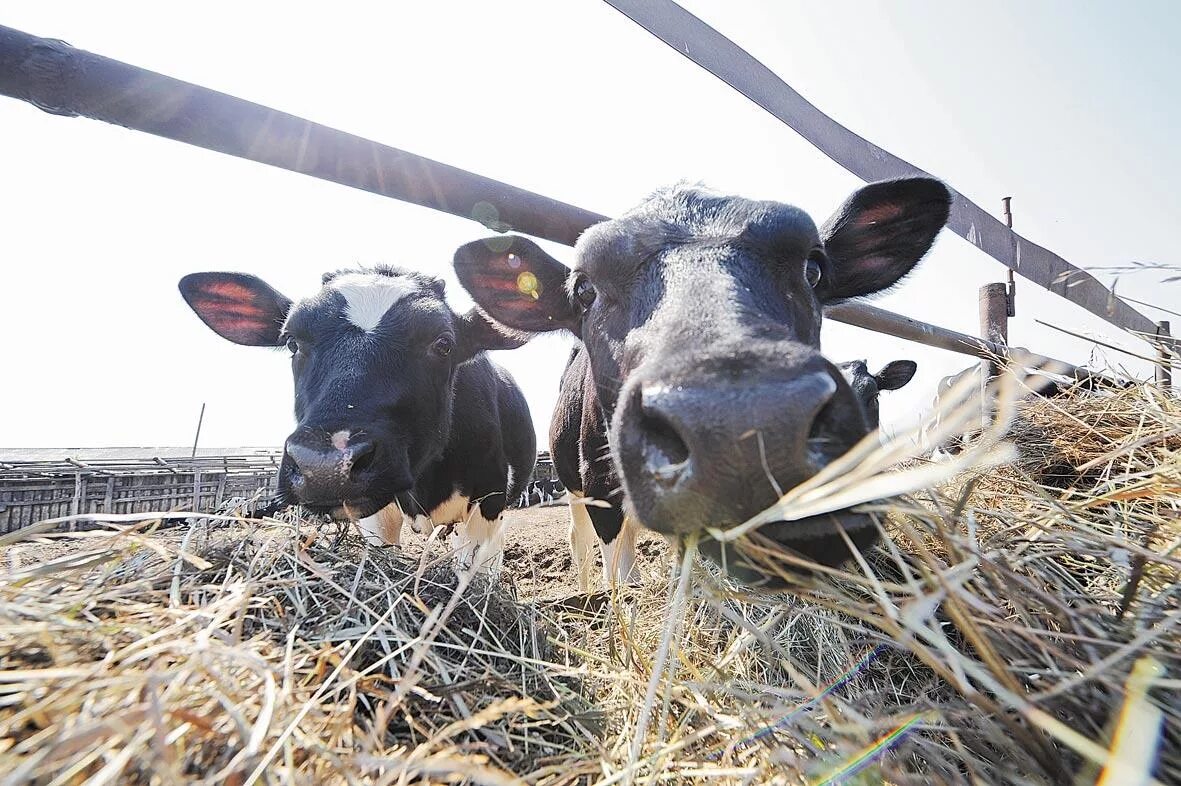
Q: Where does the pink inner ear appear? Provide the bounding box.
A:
[206,314,269,335]
[854,203,904,227]
[469,271,529,296]
[201,280,259,305]
[191,281,272,334]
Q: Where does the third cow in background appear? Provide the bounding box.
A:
[837,359,918,428]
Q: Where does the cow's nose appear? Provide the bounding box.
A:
[633,370,835,496]
[285,437,378,503]
[615,355,870,539]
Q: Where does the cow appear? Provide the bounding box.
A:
[454,177,950,586]
[178,265,536,569]
[837,359,918,428]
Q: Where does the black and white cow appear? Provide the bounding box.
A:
[837,359,918,428]
[455,178,950,585]
[178,265,536,568]
[549,344,642,591]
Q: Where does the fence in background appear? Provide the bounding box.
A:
[0,454,281,533]
[0,451,561,532]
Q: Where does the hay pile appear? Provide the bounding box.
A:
[0,382,1177,785]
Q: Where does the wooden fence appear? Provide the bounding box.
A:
[0,451,560,533]
[0,454,281,533]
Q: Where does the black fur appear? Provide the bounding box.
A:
[549,345,626,544]
[395,358,535,522]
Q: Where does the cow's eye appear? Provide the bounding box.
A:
[573,275,597,309]
[432,335,454,357]
[285,336,300,354]
[804,254,823,288]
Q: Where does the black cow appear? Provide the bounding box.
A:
[178,265,536,569]
[837,359,918,428]
[455,178,949,585]
[548,345,642,590]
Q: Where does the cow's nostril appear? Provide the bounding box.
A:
[639,409,690,471]
[349,442,377,478]
[806,395,838,442]
[804,379,852,463]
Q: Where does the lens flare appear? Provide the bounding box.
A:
[708,645,889,761]
[517,271,540,300]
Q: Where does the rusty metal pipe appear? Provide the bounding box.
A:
[0,25,606,246]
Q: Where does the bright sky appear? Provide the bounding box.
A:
[1,1,1178,451]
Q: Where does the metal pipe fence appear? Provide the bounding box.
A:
[0,11,1173,427]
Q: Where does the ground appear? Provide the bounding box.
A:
[2,502,674,602]
[437,503,671,601]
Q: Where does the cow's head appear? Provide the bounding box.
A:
[179,266,522,519]
[838,359,918,427]
[455,178,949,579]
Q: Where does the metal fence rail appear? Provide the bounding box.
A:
[2,22,1169,379]
[603,0,1160,338]
[0,25,602,247]
[0,17,1175,392]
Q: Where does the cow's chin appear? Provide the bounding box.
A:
[296,498,388,522]
[697,509,880,588]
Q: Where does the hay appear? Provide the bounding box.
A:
[1,381,1178,784]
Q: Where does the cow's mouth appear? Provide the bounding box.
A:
[697,508,880,586]
[294,497,386,522]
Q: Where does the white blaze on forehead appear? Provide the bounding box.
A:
[329,273,420,333]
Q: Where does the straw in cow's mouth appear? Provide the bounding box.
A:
[707,354,1071,578]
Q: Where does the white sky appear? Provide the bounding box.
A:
[1,1,1177,451]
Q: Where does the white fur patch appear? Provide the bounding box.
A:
[330,430,350,451]
[451,509,505,573]
[429,491,470,525]
[600,516,639,588]
[568,492,598,593]
[330,273,418,333]
[408,490,470,534]
[356,502,405,546]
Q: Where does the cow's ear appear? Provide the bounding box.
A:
[874,360,918,391]
[453,308,531,364]
[819,177,951,301]
[453,236,579,333]
[179,272,292,346]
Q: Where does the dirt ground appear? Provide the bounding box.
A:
[2,503,673,604]
[495,503,671,600]
[393,502,672,601]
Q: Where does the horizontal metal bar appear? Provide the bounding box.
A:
[0,25,607,246]
[826,301,1117,385]
[0,24,1148,384]
[603,0,1158,338]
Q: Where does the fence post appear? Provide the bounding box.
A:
[192,469,202,515]
[979,283,1010,426]
[70,472,82,531]
[1156,321,1173,390]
